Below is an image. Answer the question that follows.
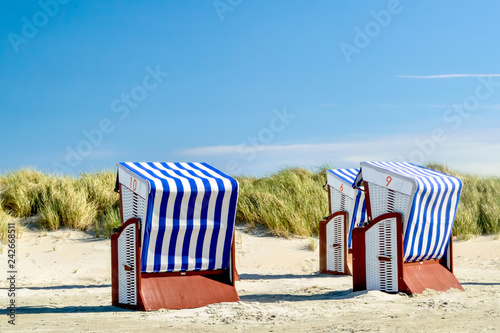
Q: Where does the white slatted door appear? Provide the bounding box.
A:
[326,213,345,273]
[118,222,138,305]
[365,216,398,293]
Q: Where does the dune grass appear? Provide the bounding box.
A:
[0,165,498,240]
[235,167,329,237]
[0,197,22,248]
[0,169,121,238]
[0,205,10,245]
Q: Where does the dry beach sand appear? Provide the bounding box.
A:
[1,223,499,332]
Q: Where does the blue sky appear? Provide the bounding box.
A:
[1,0,499,177]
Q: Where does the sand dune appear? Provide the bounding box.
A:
[1,224,499,332]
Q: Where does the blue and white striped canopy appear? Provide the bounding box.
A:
[118,162,238,273]
[327,168,367,248]
[329,168,359,186]
[358,161,462,262]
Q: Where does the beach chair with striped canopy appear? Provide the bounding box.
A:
[319,168,367,275]
[111,162,239,310]
[351,162,464,294]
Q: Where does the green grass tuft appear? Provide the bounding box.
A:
[235,167,328,238]
[95,205,121,238]
[0,206,10,245]
[0,169,119,237]
[0,200,20,247]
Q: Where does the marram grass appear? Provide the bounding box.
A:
[235,167,329,237]
[0,169,121,238]
[0,165,498,240]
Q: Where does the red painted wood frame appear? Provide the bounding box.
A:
[327,184,332,216]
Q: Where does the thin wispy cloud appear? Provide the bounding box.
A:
[180,129,500,157]
[363,104,453,108]
[179,129,500,176]
[398,74,500,79]
[364,104,500,109]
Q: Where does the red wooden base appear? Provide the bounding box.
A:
[401,261,464,294]
[138,275,240,310]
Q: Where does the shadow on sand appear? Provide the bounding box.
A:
[16,284,111,291]
[238,273,345,280]
[0,305,128,315]
[239,288,367,303]
[461,282,500,286]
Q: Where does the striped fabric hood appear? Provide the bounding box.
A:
[117,162,238,273]
[356,161,462,262]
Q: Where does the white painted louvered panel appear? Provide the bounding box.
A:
[326,214,345,273]
[329,187,354,216]
[365,217,398,293]
[121,185,147,224]
[118,222,137,305]
[368,183,410,223]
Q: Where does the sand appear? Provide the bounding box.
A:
[0,223,499,332]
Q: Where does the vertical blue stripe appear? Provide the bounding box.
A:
[418,179,441,261]
[167,170,184,271]
[189,163,226,270]
[360,196,367,223]
[222,180,238,268]
[434,181,453,258]
[208,178,224,270]
[425,179,444,260]
[141,184,156,272]
[411,180,432,260]
[195,179,211,270]
[201,163,238,269]
[437,179,461,257]
[152,170,170,272]
[403,193,419,259]
[172,163,213,271]
[172,163,199,271]
[349,191,361,249]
